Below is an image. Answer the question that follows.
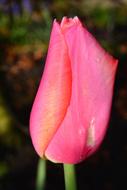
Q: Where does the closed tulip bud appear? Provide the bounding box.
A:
[30,17,118,164]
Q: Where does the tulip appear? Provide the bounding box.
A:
[30,16,118,164]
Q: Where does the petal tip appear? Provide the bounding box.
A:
[60,16,81,31]
[73,16,80,24]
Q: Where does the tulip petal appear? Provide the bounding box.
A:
[45,18,118,164]
[30,20,72,157]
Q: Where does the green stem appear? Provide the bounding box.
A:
[36,158,46,190]
[63,164,77,190]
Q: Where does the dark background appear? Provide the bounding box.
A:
[0,0,127,189]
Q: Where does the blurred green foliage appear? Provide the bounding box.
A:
[0,8,51,44]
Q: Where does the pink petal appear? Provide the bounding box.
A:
[45,17,118,164]
[30,20,72,158]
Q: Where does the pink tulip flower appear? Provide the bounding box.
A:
[30,17,118,164]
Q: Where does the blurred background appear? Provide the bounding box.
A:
[0,0,127,189]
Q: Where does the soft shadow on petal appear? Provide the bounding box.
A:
[30,20,72,158]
